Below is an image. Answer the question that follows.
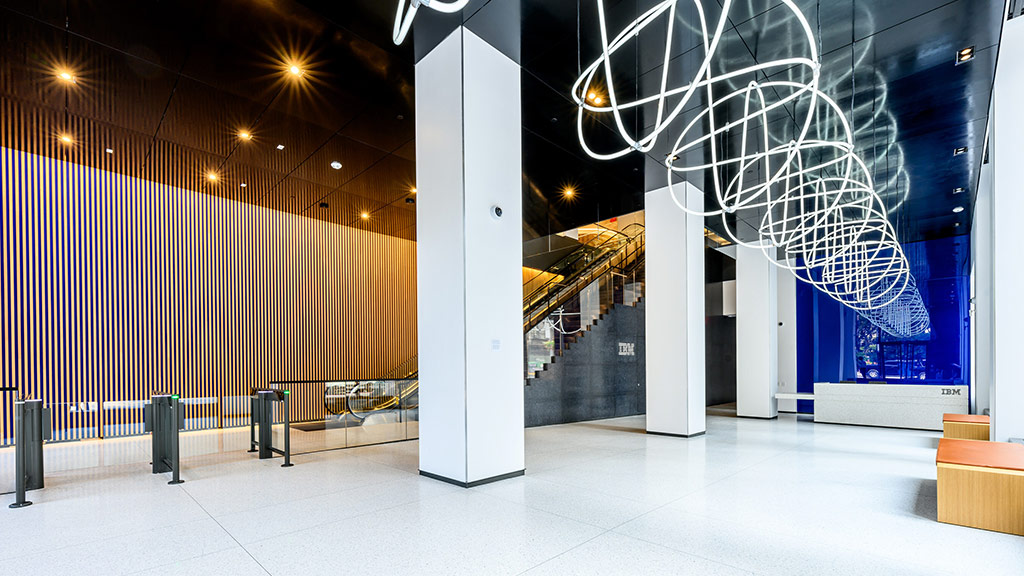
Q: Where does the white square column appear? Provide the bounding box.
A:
[644,183,706,437]
[990,16,1024,442]
[415,29,525,485]
[736,243,778,419]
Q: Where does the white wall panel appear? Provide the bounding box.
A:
[736,243,778,418]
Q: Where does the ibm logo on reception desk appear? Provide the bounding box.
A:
[942,388,962,396]
[618,343,635,356]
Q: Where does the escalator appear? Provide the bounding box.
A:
[323,355,419,425]
[524,223,646,379]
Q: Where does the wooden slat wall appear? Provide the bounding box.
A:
[0,146,418,444]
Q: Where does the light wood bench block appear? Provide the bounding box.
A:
[936,438,1024,536]
[943,413,990,441]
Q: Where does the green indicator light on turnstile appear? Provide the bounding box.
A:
[283,390,290,395]
[171,395,180,400]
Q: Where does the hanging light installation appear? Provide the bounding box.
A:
[571,0,929,337]
[393,0,470,45]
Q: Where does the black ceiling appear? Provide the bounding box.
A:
[0,0,1005,245]
[0,0,418,240]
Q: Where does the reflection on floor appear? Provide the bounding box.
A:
[2,414,1021,575]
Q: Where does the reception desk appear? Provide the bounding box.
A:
[812,382,968,431]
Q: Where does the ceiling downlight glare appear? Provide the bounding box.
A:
[956,46,975,65]
[953,206,965,213]
[330,161,342,170]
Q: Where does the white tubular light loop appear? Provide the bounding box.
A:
[394,0,470,45]
[574,0,929,337]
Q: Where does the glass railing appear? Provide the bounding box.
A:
[259,378,419,455]
[525,258,645,379]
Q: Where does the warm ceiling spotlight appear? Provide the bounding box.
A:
[953,146,968,156]
[953,187,966,194]
[240,183,247,188]
[563,187,575,198]
[588,92,596,101]
[239,131,252,140]
[276,144,285,150]
[952,206,965,213]
[361,212,369,220]
[104,148,114,154]
[594,96,603,105]
[330,161,342,170]
[411,187,417,193]
[59,134,74,145]
[207,172,218,182]
[56,70,76,84]
[956,46,975,65]
[289,65,303,77]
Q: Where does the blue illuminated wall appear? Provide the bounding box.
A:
[796,236,971,413]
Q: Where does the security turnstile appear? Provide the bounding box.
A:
[144,394,185,485]
[248,389,293,467]
[8,398,51,509]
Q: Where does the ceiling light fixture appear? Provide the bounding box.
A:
[330,161,342,170]
[953,187,965,194]
[953,146,968,156]
[239,131,252,140]
[410,187,417,194]
[361,212,370,220]
[276,144,285,150]
[572,0,929,337]
[289,65,303,77]
[563,186,576,198]
[240,183,247,188]
[56,70,76,84]
[207,173,218,182]
[105,148,114,154]
[953,206,965,213]
[393,0,469,44]
[956,46,975,65]
[59,134,73,145]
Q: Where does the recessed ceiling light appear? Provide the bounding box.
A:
[276,144,285,150]
[57,70,76,84]
[207,173,218,182]
[953,146,967,156]
[59,134,73,145]
[405,197,416,204]
[952,206,964,213]
[594,96,603,105]
[289,65,303,76]
[953,187,965,194]
[955,46,975,65]
[361,212,369,220]
[411,187,417,194]
[587,92,596,101]
[105,148,114,154]
[330,161,342,170]
[240,183,247,188]
[563,186,575,198]
[239,131,252,140]
[319,202,329,208]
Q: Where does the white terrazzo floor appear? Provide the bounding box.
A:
[2,412,1021,575]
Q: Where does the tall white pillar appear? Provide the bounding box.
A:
[736,243,778,419]
[644,183,706,437]
[777,271,798,413]
[990,16,1024,442]
[415,29,525,485]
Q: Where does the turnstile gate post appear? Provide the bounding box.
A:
[146,394,185,484]
[8,399,49,509]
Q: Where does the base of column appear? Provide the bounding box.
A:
[646,430,706,438]
[736,415,779,420]
[419,468,525,488]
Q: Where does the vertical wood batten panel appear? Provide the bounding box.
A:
[0,146,417,444]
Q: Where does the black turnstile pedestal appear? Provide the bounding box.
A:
[249,389,292,467]
[9,399,50,509]
[144,394,185,485]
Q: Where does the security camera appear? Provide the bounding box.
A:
[491,205,503,219]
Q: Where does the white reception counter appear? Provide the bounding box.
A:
[811,382,968,431]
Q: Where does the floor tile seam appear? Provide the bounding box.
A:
[205,471,435,519]
[178,481,275,576]
[238,485,464,548]
[512,528,613,576]
[0,512,233,564]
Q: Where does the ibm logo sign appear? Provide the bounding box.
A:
[618,342,635,356]
[941,388,962,396]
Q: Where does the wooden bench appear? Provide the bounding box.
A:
[943,413,990,441]
[936,438,1024,536]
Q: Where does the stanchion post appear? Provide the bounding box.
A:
[8,400,31,509]
[168,395,184,485]
[248,394,257,453]
[282,390,293,467]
